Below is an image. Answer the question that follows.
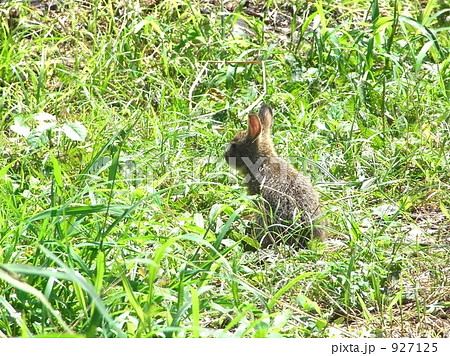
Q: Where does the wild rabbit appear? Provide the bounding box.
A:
[224,104,325,248]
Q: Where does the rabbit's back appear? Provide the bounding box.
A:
[258,157,320,219]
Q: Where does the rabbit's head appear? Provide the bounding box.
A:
[224,104,276,174]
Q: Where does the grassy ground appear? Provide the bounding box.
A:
[0,0,449,337]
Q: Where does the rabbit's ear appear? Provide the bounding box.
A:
[258,104,273,129]
[248,114,262,140]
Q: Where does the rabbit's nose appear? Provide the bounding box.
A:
[224,144,231,158]
[224,147,235,166]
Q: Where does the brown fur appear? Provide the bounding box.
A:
[224,104,325,248]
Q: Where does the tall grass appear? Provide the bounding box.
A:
[0,0,448,337]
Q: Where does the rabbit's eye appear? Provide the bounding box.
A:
[231,143,237,150]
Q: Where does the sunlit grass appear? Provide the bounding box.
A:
[0,0,448,337]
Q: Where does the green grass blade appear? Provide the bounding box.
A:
[268,272,316,310]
